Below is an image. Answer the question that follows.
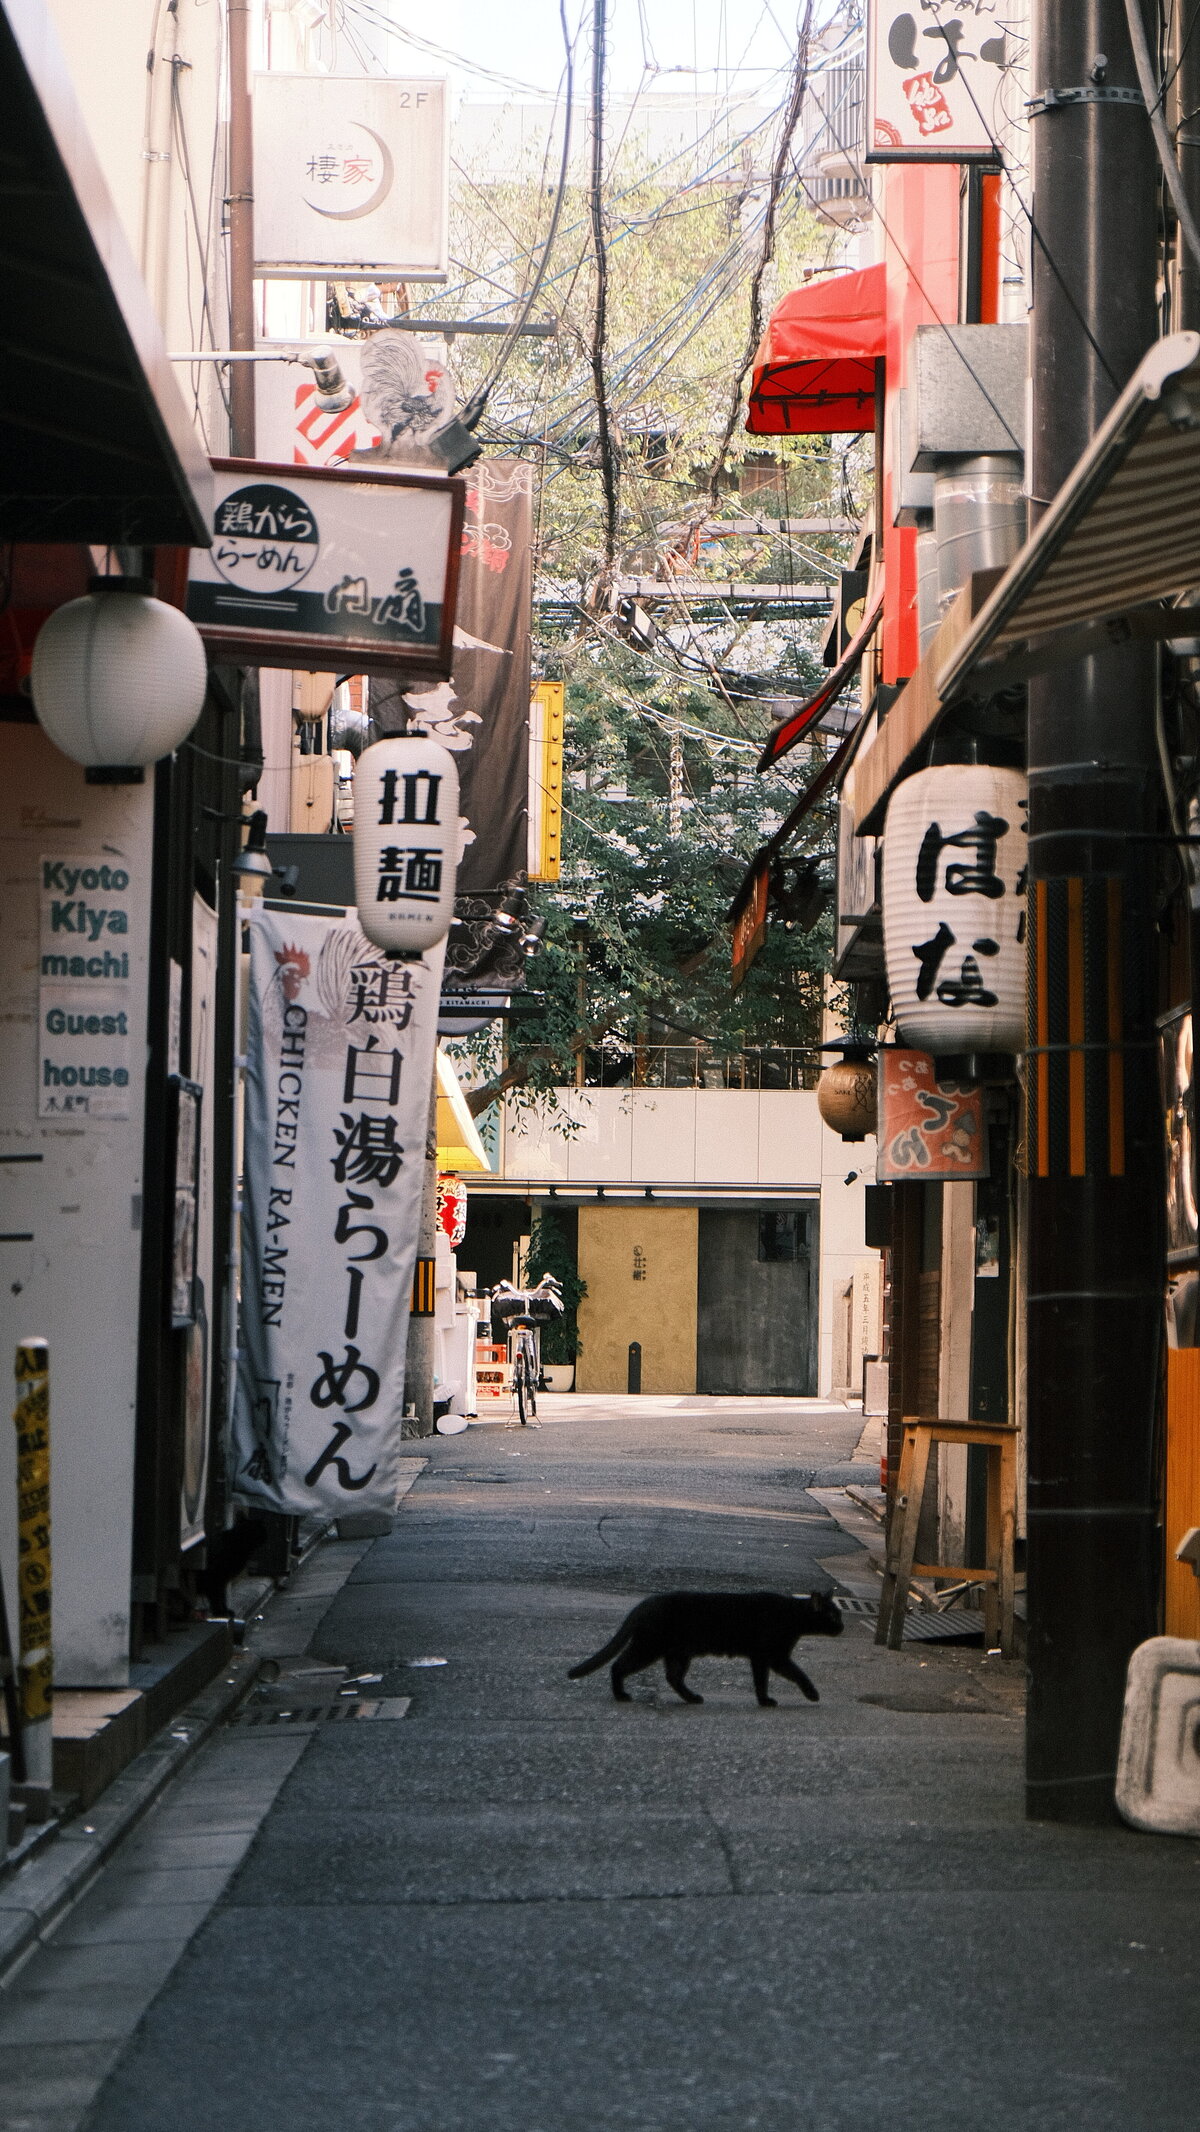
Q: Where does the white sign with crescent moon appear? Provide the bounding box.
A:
[301,124,395,221]
[253,73,448,280]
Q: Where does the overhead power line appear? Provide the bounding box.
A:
[589,0,620,570]
[705,2,815,508]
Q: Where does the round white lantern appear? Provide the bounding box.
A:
[353,735,459,954]
[31,577,208,767]
[882,763,1027,1057]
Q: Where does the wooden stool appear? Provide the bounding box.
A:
[875,1418,1018,1659]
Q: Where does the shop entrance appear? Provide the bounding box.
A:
[696,1206,819,1395]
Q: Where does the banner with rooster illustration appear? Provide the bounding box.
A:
[232,906,444,1515]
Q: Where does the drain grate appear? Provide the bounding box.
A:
[830,1594,984,1644]
[230,1696,412,1727]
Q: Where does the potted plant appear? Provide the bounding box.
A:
[523,1210,586,1390]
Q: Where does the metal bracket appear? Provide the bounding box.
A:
[1028,85,1143,115]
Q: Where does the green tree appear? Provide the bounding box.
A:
[522,1210,587,1363]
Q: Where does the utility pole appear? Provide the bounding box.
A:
[227,0,256,457]
[1025,1,1164,1823]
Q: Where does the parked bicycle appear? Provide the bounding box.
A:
[490,1274,564,1427]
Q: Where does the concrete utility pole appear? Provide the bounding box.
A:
[1025,0,1165,1823]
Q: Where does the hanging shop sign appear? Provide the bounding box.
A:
[528,681,565,882]
[882,763,1026,1056]
[231,907,443,1517]
[353,735,459,953]
[731,863,769,989]
[866,0,1015,161]
[876,1047,988,1180]
[186,459,464,679]
[252,72,448,280]
[437,1173,468,1250]
[370,460,534,898]
[38,852,137,1119]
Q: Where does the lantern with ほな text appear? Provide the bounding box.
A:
[353,735,459,953]
[882,764,1027,1060]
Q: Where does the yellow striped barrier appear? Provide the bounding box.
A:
[14,1340,51,1796]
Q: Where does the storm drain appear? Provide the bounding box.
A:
[230,1697,412,1727]
[830,1594,985,1644]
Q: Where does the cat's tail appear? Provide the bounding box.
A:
[568,1628,631,1678]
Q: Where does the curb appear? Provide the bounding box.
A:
[0,1642,260,1987]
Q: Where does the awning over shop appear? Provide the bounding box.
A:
[0,0,211,543]
[756,583,884,769]
[938,331,1200,704]
[844,330,1200,836]
[746,264,886,437]
[436,1050,492,1174]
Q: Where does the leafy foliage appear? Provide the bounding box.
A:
[522,1210,587,1363]
[436,102,867,1106]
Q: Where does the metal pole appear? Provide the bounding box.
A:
[1170,0,1200,330]
[13,1340,51,1815]
[1025,0,1164,1824]
[227,0,256,457]
[402,1072,439,1438]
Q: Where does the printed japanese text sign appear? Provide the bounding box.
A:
[866,1,1016,160]
[231,908,444,1516]
[876,1048,989,1180]
[187,458,464,679]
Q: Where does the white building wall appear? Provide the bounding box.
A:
[45,0,230,450]
[499,1088,873,1398]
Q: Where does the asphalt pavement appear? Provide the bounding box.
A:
[8,1394,1200,2132]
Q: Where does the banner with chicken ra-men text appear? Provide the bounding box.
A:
[232,906,442,1515]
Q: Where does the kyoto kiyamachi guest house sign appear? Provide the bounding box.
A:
[252,73,448,280]
[866,0,1016,160]
[187,460,464,678]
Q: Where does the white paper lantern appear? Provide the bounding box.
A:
[882,763,1027,1056]
[31,579,208,767]
[353,735,459,953]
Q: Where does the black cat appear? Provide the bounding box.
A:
[198,1516,268,1619]
[568,1588,843,1707]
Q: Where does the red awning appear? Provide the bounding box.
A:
[756,583,884,771]
[746,263,886,436]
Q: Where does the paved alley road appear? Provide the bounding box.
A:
[17,1397,1200,2131]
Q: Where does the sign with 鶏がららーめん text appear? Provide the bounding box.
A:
[876,1048,989,1181]
[866,0,1019,161]
[231,907,444,1518]
[187,459,463,680]
[39,855,135,1119]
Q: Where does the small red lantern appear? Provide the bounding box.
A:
[437,1173,467,1249]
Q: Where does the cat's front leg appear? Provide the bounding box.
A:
[776,1655,819,1702]
[750,1657,777,1707]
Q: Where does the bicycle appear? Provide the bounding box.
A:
[490,1275,564,1428]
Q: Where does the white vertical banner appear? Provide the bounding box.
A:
[232,907,443,1515]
